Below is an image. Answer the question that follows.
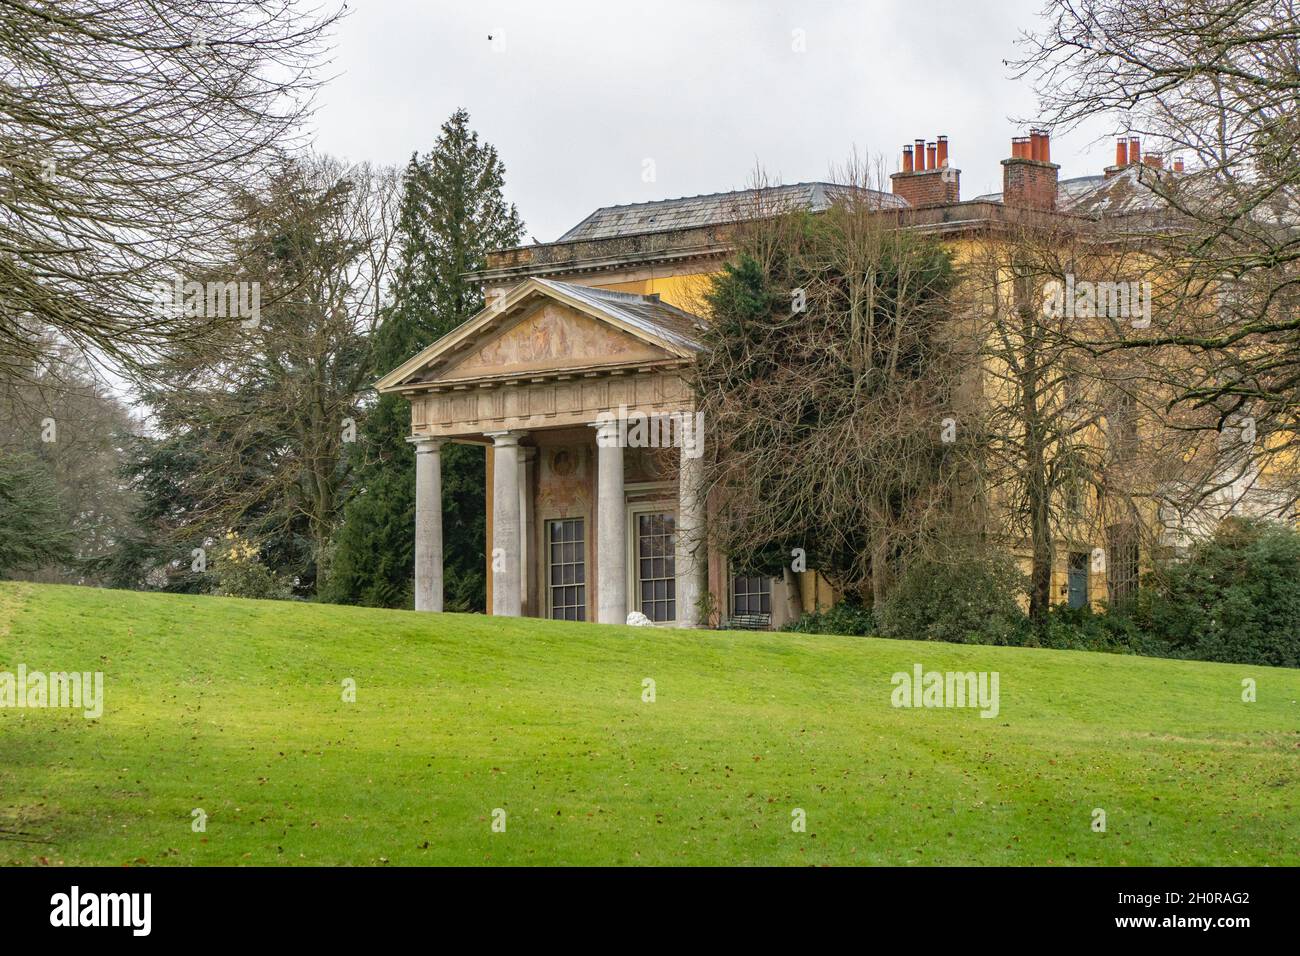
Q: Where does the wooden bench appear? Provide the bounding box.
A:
[725,613,772,631]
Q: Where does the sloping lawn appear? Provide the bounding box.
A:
[0,581,1295,866]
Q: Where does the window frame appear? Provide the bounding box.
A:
[729,571,773,618]
[625,500,678,625]
[544,515,588,622]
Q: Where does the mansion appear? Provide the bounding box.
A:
[378,130,1197,628]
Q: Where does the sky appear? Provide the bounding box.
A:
[309,0,1119,244]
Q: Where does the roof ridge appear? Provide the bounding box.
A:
[539,277,645,300]
[555,181,901,243]
[576,181,839,216]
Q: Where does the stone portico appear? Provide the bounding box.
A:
[377,277,714,627]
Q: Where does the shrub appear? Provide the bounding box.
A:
[211,531,292,601]
[782,601,875,636]
[875,548,1028,645]
[1029,604,1164,657]
[1141,519,1300,668]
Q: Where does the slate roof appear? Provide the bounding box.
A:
[973,165,1299,223]
[972,174,1105,206]
[1060,167,1171,217]
[534,278,705,352]
[557,182,906,242]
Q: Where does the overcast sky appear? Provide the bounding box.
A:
[310,0,1117,244]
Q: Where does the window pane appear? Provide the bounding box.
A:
[636,511,676,621]
[547,519,586,621]
[732,574,772,618]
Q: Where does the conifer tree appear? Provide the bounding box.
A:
[325,110,523,609]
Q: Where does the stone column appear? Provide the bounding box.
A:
[487,431,524,617]
[518,447,536,615]
[592,419,627,624]
[675,444,708,627]
[408,436,444,612]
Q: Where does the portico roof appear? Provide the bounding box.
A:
[375,277,707,394]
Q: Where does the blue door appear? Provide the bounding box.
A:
[1067,552,1089,609]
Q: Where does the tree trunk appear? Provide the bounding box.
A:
[871,536,893,608]
[781,565,804,621]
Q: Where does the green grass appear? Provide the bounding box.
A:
[0,581,1296,866]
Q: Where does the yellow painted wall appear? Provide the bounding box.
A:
[594,273,714,314]
[505,232,1244,616]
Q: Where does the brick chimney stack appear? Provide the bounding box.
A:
[1001,128,1059,211]
[891,133,960,208]
[1107,135,1177,177]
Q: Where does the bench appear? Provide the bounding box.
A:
[725,613,772,631]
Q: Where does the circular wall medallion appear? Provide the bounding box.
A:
[551,448,575,477]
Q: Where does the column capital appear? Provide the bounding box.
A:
[484,430,526,447]
[589,416,622,445]
[406,435,445,454]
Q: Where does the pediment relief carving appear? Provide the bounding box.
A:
[436,302,671,381]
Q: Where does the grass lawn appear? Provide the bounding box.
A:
[0,581,1296,866]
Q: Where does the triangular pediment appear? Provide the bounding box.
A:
[375,277,702,393]
[439,301,673,381]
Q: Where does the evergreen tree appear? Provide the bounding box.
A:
[0,452,75,575]
[325,110,523,610]
[124,156,392,596]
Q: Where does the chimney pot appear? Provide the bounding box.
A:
[892,135,960,207]
[1115,138,1129,167]
[1174,156,1185,173]
[1036,129,1051,164]
[1128,136,1141,165]
[1003,129,1059,210]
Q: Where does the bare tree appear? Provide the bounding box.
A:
[0,0,344,381]
[1014,0,1300,523]
[964,220,1214,618]
[136,155,399,588]
[695,164,965,605]
[0,338,138,582]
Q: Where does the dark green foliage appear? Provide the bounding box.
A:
[111,431,212,593]
[1028,605,1160,656]
[211,532,293,601]
[874,547,1029,645]
[781,600,876,637]
[697,206,962,604]
[1140,519,1300,667]
[781,521,1300,669]
[119,156,380,597]
[0,453,75,573]
[325,109,522,611]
